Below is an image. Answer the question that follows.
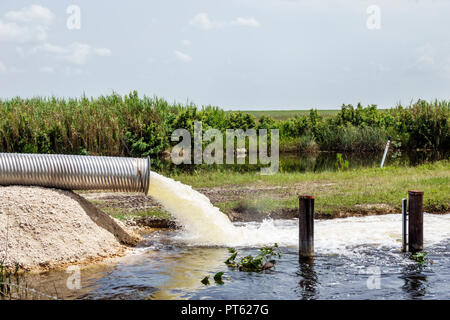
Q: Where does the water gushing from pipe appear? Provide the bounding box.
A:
[148,172,450,252]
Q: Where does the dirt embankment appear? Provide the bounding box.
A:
[0,186,142,271]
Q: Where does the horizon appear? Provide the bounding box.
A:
[0,90,440,111]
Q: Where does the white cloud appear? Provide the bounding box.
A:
[64,44,111,64]
[32,42,67,54]
[0,20,31,42]
[181,39,191,46]
[190,13,213,30]
[0,5,54,43]
[231,17,260,27]
[5,5,54,26]
[189,13,260,30]
[66,43,91,65]
[93,48,112,57]
[174,50,192,63]
[1,6,109,69]
[32,42,112,65]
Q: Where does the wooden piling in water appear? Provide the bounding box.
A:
[408,190,424,253]
[299,195,314,258]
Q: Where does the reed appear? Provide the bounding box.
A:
[1,93,448,171]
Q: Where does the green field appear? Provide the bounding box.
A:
[233,110,339,121]
[234,109,393,121]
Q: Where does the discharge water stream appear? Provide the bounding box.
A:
[148,171,450,253]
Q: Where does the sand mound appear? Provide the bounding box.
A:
[0,186,141,271]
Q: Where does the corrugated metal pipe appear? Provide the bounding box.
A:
[0,153,151,194]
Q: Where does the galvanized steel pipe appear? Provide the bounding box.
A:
[0,153,151,194]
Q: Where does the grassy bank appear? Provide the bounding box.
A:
[170,160,450,218]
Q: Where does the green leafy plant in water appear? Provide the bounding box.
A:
[213,272,224,285]
[224,248,238,267]
[201,275,210,285]
[201,272,225,286]
[225,243,282,272]
[411,251,432,265]
[201,244,283,285]
[335,153,349,171]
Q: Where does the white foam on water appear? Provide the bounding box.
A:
[148,171,450,253]
[315,214,450,254]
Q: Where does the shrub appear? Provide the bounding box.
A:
[318,126,388,152]
[298,134,319,152]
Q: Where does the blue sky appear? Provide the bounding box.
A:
[0,0,449,110]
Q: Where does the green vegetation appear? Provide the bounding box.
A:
[1,92,448,171]
[173,160,450,217]
[0,263,52,300]
[335,153,349,171]
[236,109,339,121]
[411,252,432,265]
[225,244,282,272]
[103,208,171,222]
[201,272,226,286]
[84,197,172,222]
[200,275,210,285]
[0,263,20,299]
[213,272,225,285]
[201,244,282,285]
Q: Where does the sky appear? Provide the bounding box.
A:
[0,0,449,110]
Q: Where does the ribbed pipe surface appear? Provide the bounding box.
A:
[0,153,151,194]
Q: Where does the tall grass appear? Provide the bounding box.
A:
[0,92,448,171]
[297,134,319,152]
[318,126,388,152]
[0,263,22,299]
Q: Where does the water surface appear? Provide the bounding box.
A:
[25,215,450,300]
[163,150,449,174]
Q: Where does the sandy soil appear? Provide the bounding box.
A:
[0,186,141,271]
